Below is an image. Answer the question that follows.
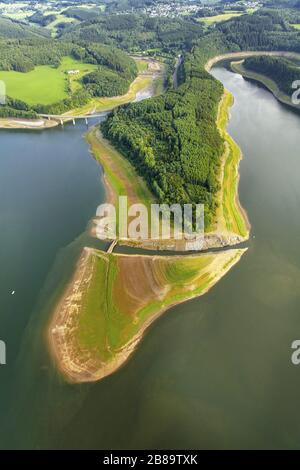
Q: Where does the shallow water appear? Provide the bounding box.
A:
[1,66,300,449]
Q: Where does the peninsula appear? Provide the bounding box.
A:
[50,48,300,382]
[48,50,250,382]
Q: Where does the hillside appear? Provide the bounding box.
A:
[0,16,49,39]
[0,40,138,117]
[60,13,204,53]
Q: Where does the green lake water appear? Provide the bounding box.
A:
[0,66,300,449]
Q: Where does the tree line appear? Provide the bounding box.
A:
[243,55,300,95]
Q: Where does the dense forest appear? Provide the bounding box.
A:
[82,67,130,97]
[214,9,300,52]
[102,49,224,227]
[60,13,204,54]
[28,12,57,27]
[58,8,300,55]
[243,55,300,95]
[0,39,73,72]
[0,95,38,119]
[63,7,102,22]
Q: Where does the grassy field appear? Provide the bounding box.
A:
[199,8,256,25]
[50,247,247,382]
[291,24,300,30]
[0,56,96,105]
[199,10,244,25]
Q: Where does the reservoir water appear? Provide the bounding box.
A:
[1,66,300,449]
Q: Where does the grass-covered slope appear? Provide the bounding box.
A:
[215,90,249,238]
[49,247,247,383]
[0,40,138,116]
[0,57,97,106]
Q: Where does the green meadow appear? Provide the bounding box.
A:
[199,9,256,26]
[0,56,96,105]
[199,11,244,25]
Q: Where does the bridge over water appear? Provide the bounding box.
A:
[38,113,105,126]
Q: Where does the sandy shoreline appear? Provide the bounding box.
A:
[214,91,251,236]
[48,247,93,382]
[0,117,58,129]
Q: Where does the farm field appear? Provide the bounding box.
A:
[0,56,97,105]
[198,9,255,25]
[198,11,244,25]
